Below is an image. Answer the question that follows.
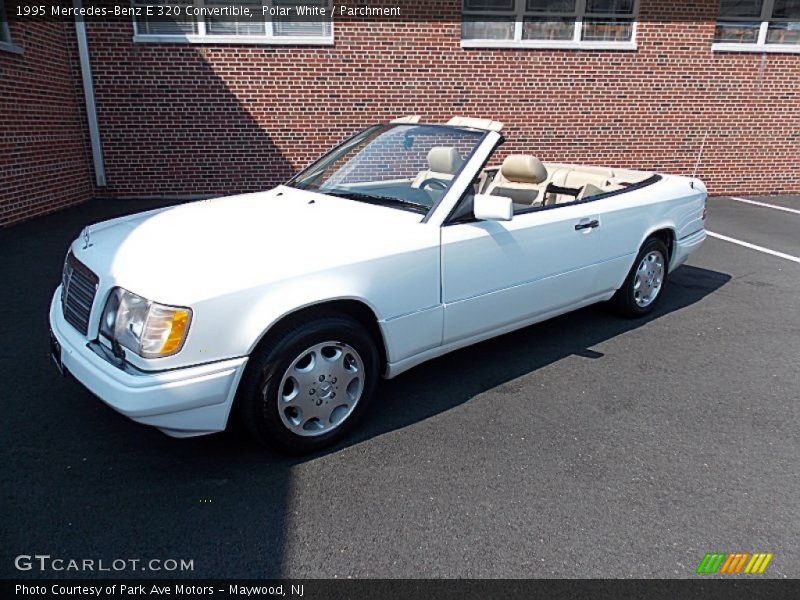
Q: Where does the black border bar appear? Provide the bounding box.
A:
[4,579,800,600]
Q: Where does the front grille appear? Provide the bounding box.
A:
[62,253,99,336]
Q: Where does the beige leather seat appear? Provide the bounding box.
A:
[485,155,549,207]
[564,170,612,191]
[412,147,463,188]
[544,164,636,204]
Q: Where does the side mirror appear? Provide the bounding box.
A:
[473,194,513,222]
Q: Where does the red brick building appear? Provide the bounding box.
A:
[0,15,95,225]
[2,0,799,226]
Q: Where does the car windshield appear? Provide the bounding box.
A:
[287,124,486,215]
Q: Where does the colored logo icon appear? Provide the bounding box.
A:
[696,552,773,574]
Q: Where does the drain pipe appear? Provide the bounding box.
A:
[73,0,106,187]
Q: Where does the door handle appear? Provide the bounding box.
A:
[575,219,600,231]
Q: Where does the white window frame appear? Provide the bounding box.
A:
[461,0,639,50]
[713,0,800,53]
[132,0,334,45]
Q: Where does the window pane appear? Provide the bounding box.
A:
[713,21,761,42]
[581,18,634,40]
[0,0,9,44]
[718,0,763,18]
[273,20,331,37]
[525,0,576,12]
[462,16,515,39]
[464,0,515,10]
[523,17,575,39]
[585,0,635,15]
[206,1,265,36]
[766,21,800,43]
[134,2,197,35]
[292,125,484,212]
[273,0,331,37]
[772,0,800,18]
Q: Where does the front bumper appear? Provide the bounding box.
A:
[49,290,248,438]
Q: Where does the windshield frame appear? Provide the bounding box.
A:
[285,123,489,217]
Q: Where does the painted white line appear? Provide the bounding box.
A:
[706,231,800,264]
[726,196,800,216]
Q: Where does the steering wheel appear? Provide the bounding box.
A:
[419,178,448,193]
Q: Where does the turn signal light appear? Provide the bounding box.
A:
[160,309,191,355]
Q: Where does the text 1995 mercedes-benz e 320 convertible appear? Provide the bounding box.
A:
[50,116,707,453]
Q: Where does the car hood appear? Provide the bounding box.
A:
[70,186,432,305]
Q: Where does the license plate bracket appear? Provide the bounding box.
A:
[49,329,64,376]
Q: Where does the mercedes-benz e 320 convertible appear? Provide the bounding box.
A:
[50,117,707,453]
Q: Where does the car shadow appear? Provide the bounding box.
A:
[320,264,731,451]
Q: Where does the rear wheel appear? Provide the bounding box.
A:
[236,315,379,454]
[610,237,669,317]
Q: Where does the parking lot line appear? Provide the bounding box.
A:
[727,196,800,216]
[706,231,800,264]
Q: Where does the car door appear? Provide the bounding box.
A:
[440,202,609,345]
[580,191,661,295]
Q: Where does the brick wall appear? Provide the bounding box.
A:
[81,0,799,200]
[2,0,799,226]
[0,20,94,226]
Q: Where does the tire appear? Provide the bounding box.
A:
[610,237,670,318]
[235,314,379,454]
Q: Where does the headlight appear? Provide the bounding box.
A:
[100,288,192,358]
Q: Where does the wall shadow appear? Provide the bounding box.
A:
[0,197,296,579]
[90,22,297,198]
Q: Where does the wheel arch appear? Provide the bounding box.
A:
[246,298,389,374]
[613,225,676,292]
[641,225,676,262]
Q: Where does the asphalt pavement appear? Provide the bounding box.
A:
[1,195,798,579]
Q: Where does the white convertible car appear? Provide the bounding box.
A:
[50,117,707,453]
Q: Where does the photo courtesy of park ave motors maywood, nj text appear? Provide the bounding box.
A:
[1,0,799,597]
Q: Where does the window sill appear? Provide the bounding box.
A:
[461,39,637,51]
[133,34,334,46]
[0,40,23,55]
[712,43,800,54]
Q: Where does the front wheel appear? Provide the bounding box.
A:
[609,238,669,318]
[235,315,379,454]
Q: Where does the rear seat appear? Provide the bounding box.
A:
[480,159,649,208]
[485,155,550,208]
[543,164,624,205]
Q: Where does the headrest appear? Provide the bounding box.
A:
[501,155,548,184]
[427,147,463,175]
